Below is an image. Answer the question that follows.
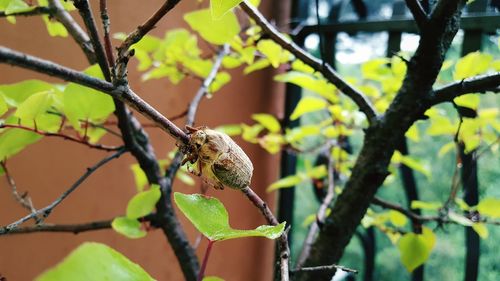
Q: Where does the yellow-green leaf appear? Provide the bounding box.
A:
[35,242,154,281]
[126,185,161,219]
[184,9,240,45]
[210,0,242,19]
[398,227,436,272]
[454,51,493,80]
[111,217,147,239]
[477,197,500,218]
[389,210,408,227]
[252,113,281,133]
[471,223,489,239]
[174,192,285,241]
[257,39,282,68]
[290,96,328,121]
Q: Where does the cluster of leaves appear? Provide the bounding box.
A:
[0,65,116,167]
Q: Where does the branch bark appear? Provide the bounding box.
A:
[242,186,290,281]
[404,0,429,29]
[0,220,112,235]
[429,72,500,106]
[47,0,95,63]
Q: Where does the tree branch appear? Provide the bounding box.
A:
[99,0,115,67]
[0,148,126,234]
[291,264,358,274]
[241,186,290,281]
[116,0,181,59]
[429,72,500,106]
[240,1,377,124]
[0,46,189,144]
[0,219,112,235]
[0,6,52,17]
[72,0,111,81]
[296,149,335,268]
[47,0,95,63]
[404,0,429,29]
[0,162,38,218]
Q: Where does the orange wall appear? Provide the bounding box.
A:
[0,1,285,280]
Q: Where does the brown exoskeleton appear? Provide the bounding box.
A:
[182,126,253,190]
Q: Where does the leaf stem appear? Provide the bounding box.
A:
[197,239,215,281]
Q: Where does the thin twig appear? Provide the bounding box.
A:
[241,186,290,281]
[0,148,126,234]
[47,0,95,63]
[186,44,229,126]
[296,149,336,268]
[116,0,181,59]
[99,0,115,68]
[72,0,111,81]
[291,264,358,274]
[0,219,112,235]
[372,196,438,222]
[0,123,122,151]
[0,162,38,217]
[240,1,378,124]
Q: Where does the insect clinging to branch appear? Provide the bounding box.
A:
[182,126,253,190]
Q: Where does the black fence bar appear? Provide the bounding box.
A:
[298,14,500,36]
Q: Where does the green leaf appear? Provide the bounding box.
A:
[112,217,147,239]
[203,277,225,281]
[35,242,155,281]
[241,123,263,143]
[126,185,161,219]
[0,129,42,160]
[210,72,231,92]
[0,94,8,116]
[130,164,148,192]
[176,169,195,186]
[453,94,480,110]
[42,15,68,37]
[210,0,242,19]
[259,133,284,154]
[290,96,328,121]
[398,227,436,272]
[410,200,441,210]
[252,113,281,133]
[184,9,240,45]
[63,65,115,130]
[243,59,270,74]
[5,0,32,15]
[257,39,282,68]
[14,90,55,121]
[389,210,408,227]
[471,223,489,239]
[215,124,242,136]
[477,197,500,218]
[274,71,337,102]
[454,51,493,80]
[0,80,54,107]
[174,192,285,241]
[267,175,303,191]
